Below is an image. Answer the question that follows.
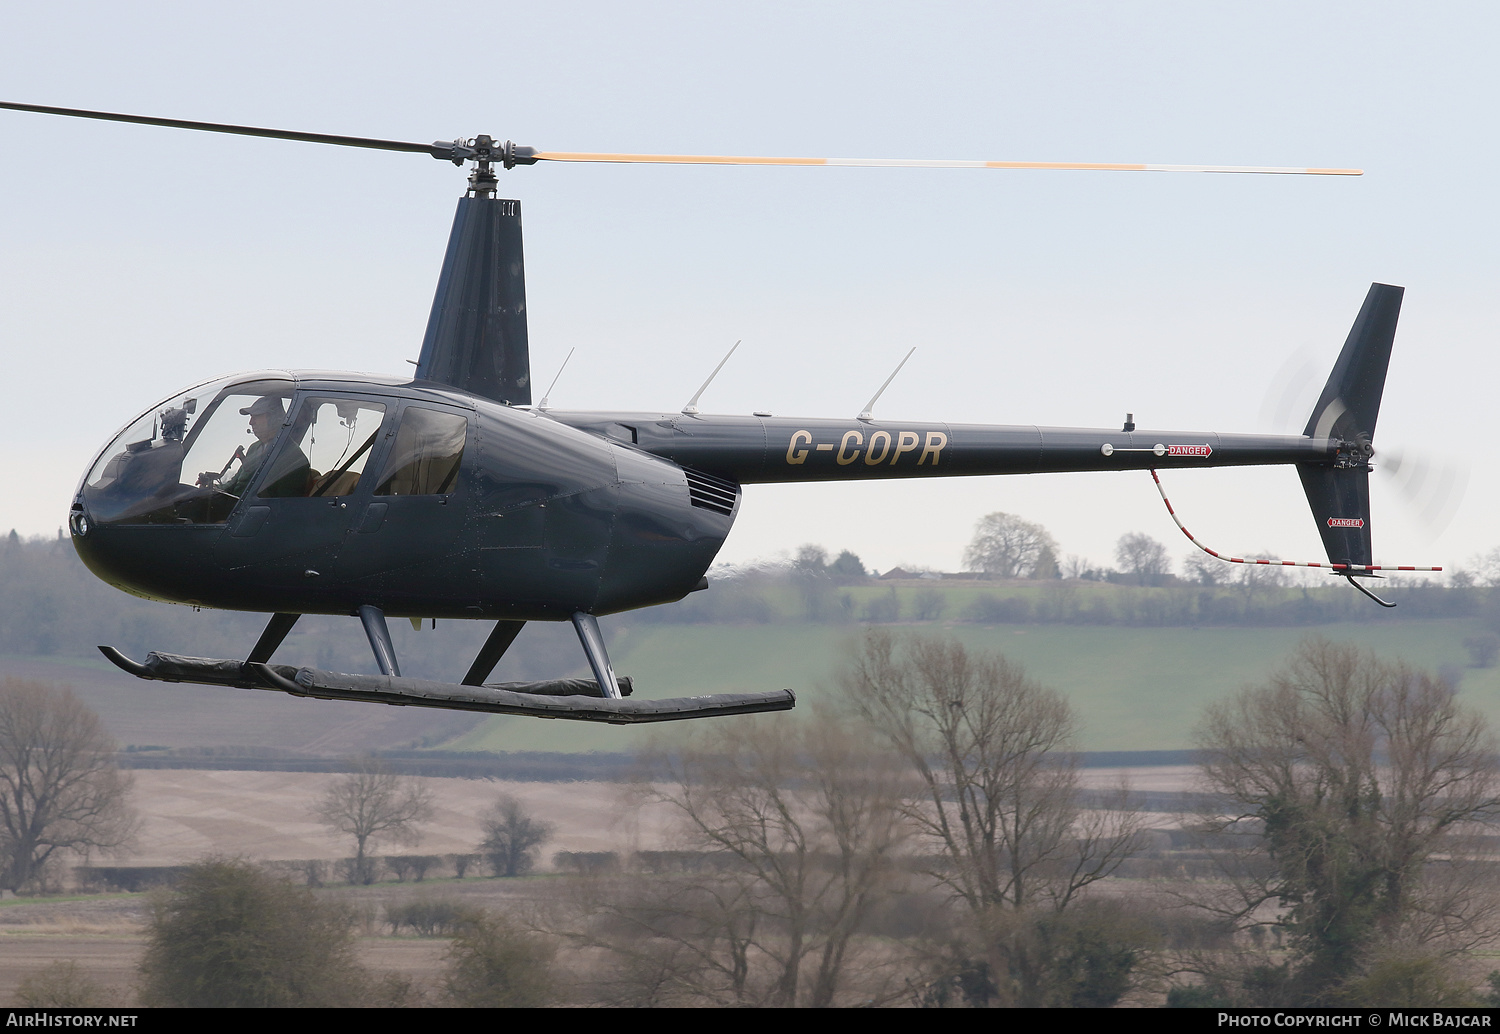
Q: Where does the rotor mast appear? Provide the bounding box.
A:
[467,137,498,198]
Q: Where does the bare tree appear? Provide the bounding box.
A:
[571,719,909,1007]
[844,632,1140,913]
[313,758,433,885]
[1182,550,1229,586]
[793,544,836,621]
[1233,552,1293,591]
[963,513,1059,579]
[793,544,828,571]
[1060,553,1091,581]
[0,679,135,892]
[1184,639,1500,1003]
[841,632,1145,1005]
[1114,531,1170,586]
[1464,546,1500,588]
[551,870,755,1007]
[480,796,554,877]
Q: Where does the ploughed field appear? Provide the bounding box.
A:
[0,771,661,1006]
[0,764,1200,1006]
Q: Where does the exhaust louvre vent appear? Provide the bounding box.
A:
[684,468,739,516]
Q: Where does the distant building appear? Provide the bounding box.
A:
[879,568,947,580]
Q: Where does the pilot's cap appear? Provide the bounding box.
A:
[240,396,287,418]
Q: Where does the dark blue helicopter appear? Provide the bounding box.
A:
[1,102,1400,725]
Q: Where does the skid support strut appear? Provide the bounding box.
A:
[358,605,401,677]
[462,620,527,686]
[571,612,622,699]
[248,613,299,664]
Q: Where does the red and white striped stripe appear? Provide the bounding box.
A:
[1148,469,1440,574]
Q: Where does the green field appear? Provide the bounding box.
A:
[447,617,1500,755]
[8,533,1494,757]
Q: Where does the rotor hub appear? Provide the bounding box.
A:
[1335,434,1375,470]
[438,135,537,196]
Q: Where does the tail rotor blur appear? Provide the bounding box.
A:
[1377,446,1468,535]
[1263,309,1467,541]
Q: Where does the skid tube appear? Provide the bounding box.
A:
[99,647,795,725]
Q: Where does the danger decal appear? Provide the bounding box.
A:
[1167,444,1213,457]
[1327,517,1365,528]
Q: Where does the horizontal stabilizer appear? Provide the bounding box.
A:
[100,648,793,724]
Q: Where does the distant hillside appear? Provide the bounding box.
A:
[450,619,1500,755]
[3,535,1497,756]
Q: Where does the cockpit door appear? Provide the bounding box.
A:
[212,394,389,606]
[334,402,479,609]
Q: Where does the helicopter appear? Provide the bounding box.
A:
[1,101,1417,725]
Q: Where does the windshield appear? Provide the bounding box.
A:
[81,374,296,525]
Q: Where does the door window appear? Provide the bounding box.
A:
[373,407,468,496]
[271,397,388,498]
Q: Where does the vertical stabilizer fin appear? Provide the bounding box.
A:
[1297,283,1403,571]
[414,196,531,405]
[1302,283,1403,441]
[1298,464,1374,568]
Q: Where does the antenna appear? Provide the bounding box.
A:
[858,347,916,422]
[682,340,741,416]
[536,347,575,413]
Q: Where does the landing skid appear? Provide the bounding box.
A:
[99,647,794,724]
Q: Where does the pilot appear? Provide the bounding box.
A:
[221,396,311,498]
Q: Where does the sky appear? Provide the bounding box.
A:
[3,1,1497,578]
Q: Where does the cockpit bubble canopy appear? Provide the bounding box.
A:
[81,373,295,526]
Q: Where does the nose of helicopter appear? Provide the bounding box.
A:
[67,372,299,607]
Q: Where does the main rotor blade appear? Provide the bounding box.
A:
[530,151,1363,175]
[0,103,1364,176]
[0,101,448,158]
